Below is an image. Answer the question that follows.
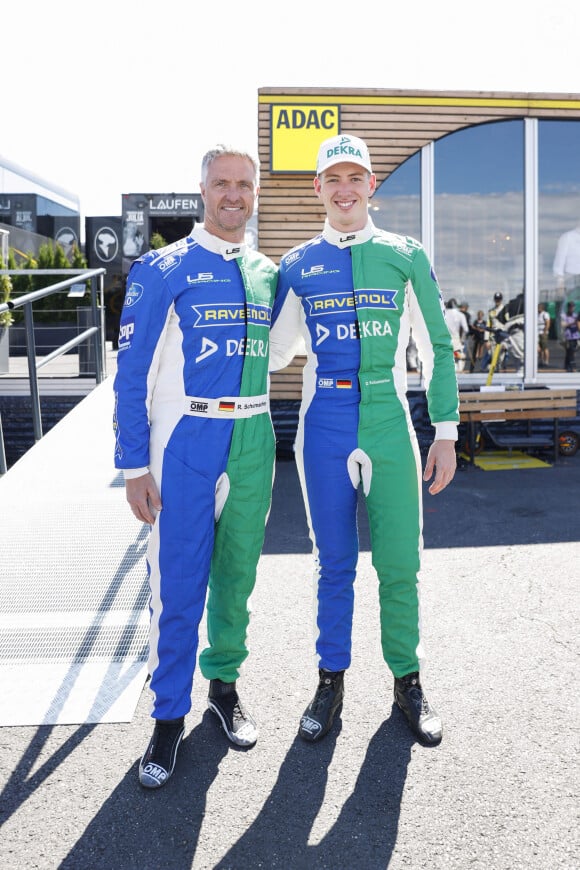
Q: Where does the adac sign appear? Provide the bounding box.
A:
[271,104,339,173]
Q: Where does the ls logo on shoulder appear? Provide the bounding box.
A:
[124,283,144,306]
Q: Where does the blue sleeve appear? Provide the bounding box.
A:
[113,258,173,470]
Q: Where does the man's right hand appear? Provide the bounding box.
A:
[125,473,162,524]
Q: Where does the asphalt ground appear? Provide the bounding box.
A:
[1,451,578,870]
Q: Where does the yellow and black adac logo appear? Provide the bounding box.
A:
[271,105,339,173]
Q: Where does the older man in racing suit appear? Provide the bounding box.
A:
[114,146,277,788]
[269,134,459,746]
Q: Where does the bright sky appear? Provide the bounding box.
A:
[2,0,578,222]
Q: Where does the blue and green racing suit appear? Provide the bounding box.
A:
[269,218,459,677]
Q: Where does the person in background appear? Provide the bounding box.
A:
[537,302,551,368]
[113,145,278,789]
[553,224,580,290]
[496,291,525,374]
[270,133,459,748]
[459,302,474,369]
[481,292,505,371]
[560,300,580,372]
[445,298,469,372]
[470,309,487,372]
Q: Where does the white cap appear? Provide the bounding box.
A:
[316,134,372,175]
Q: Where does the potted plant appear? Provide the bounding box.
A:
[0,269,14,374]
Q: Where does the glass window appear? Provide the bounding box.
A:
[539,120,580,373]
[434,121,525,376]
[371,153,420,240]
[371,154,421,375]
[36,195,78,218]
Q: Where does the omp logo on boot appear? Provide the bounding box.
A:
[142,764,167,782]
[300,717,321,735]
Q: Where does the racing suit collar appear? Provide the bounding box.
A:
[322,217,375,249]
[190,225,247,261]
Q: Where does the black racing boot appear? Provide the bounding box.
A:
[208,679,258,747]
[394,672,443,745]
[139,717,185,788]
[299,669,345,742]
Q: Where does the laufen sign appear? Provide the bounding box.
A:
[270,104,340,172]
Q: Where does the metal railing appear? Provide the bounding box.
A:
[0,267,106,474]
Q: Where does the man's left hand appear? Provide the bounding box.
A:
[423,439,457,495]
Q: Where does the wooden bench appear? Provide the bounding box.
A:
[458,388,578,464]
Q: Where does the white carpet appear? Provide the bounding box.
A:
[0,378,150,726]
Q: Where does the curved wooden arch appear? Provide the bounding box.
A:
[257,88,580,262]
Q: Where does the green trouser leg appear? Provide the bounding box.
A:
[361,411,423,678]
[199,415,275,683]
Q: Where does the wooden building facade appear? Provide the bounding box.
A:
[259,88,580,405]
[257,87,580,261]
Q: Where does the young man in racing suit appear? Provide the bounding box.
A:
[113,146,278,788]
[269,134,459,746]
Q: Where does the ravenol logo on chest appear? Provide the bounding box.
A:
[307,291,356,315]
[306,289,397,315]
[191,302,271,327]
[354,289,398,310]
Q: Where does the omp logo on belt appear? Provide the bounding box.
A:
[189,400,209,413]
[317,377,356,390]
